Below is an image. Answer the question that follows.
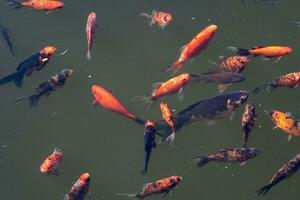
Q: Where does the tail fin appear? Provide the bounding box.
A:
[140,13,151,19]
[192,156,209,167]
[6,0,23,9]
[162,61,184,73]
[227,46,250,56]
[0,71,24,87]
[86,50,91,60]
[116,193,138,198]
[166,132,175,145]
[131,95,155,109]
[252,84,274,94]
[29,94,41,107]
[256,184,273,195]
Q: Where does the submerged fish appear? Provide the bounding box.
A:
[117,176,182,199]
[218,56,250,73]
[141,121,157,175]
[140,10,173,29]
[160,102,176,144]
[191,71,246,93]
[256,153,300,195]
[163,24,217,73]
[193,147,261,167]
[92,85,145,125]
[241,103,257,147]
[0,23,15,57]
[6,0,64,11]
[228,46,292,63]
[253,71,300,94]
[14,68,73,107]
[86,12,97,60]
[40,147,63,175]
[266,110,300,141]
[64,173,91,200]
[0,45,56,87]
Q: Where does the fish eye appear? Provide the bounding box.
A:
[176,177,181,181]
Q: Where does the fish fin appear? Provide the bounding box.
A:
[227,46,250,56]
[218,84,227,93]
[261,57,271,61]
[208,60,218,66]
[273,126,278,130]
[288,135,293,142]
[229,111,235,121]
[218,56,225,61]
[131,95,155,109]
[206,120,216,126]
[289,21,300,27]
[162,61,185,73]
[152,82,163,91]
[6,0,23,9]
[166,132,175,145]
[92,99,98,106]
[29,94,40,107]
[252,84,274,94]
[162,190,170,198]
[116,193,138,198]
[142,183,151,191]
[286,112,293,118]
[273,56,282,63]
[54,147,62,153]
[86,50,91,60]
[180,44,187,53]
[240,161,247,166]
[256,184,273,196]
[13,95,30,103]
[177,88,184,101]
[140,13,152,19]
[192,156,209,167]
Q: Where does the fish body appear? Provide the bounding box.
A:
[256,153,300,195]
[64,173,90,200]
[141,121,156,175]
[7,0,64,11]
[241,103,257,147]
[86,12,97,60]
[140,10,172,28]
[160,102,176,143]
[0,23,15,56]
[253,71,300,94]
[91,85,145,125]
[193,147,261,167]
[40,148,63,175]
[118,176,182,199]
[0,45,56,87]
[163,24,217,72]
[267,110,300,137]
[15,68,73,107]
[219,56,249,73]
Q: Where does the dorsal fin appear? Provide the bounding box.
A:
[251,46,265,50]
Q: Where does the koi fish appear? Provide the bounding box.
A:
[0,45,56,87]
[91,85,145,125]
[193,147,261,167]
[241,103,257,147]
[86,12,97,60]
[228,46,292,62]
[253,71,300,94]
[256,153,300,195]
[0,23,15,57]
[190,71,246,93]
[266,110,300,141]
[218,56,250,73]
[14,68,73,107]
[141,121,157,175]
[6,0,64,11]
[64,173,91,200]
[140,10,172,29]
[163,24,217,73]
[117,176,182,199]
[136,73,191,108]
[155,91,249,138]
[40,147,63,175]
[160,102,176,144]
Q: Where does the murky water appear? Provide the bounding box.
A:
[1,0,300,199]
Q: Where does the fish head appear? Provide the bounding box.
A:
[40,164,50,174]
[245,102,256,112]
[40,46,57,57]
[89,12,97,19]
[226,91,249,110]
[62,68,74,79]
[79,172,91,183]
[237,56,250,65]
[208,24,218,33]
[163,13,173,24]
[145,120,156,128]
[91,85,105,100]
[178,73,191,85]
[50,1,64,9]
[246,148,262,157]
[282,46,292,55]
[160,102,168,110]
[170,176,182,185]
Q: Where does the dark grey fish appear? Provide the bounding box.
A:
[0,23,15,57]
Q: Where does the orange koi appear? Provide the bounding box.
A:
[40,147,62,175]
[86,12,97,60]
[64,173,90,200]
[7,0,64,11]
[136,73,191,108]
[160,102,176,144]
[118,176,182,199]
[163,24,217,72]
[140,10,173,28]
[92,85,145,125]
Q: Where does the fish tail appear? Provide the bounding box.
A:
[227,46,250,56]
[29,94,41,107]
[133,117,146,126]
[141,150,151,175]
[13,95,30,103]
[131,95,155,109]
[192,156,209,167]
[0,71,24,87]
[86,49,91,60]
[166,132,176,145]
[256,184,273,196]
[252,84,274,94]
[140,13,152,19]
[162,60,185,73]
[6,0,23,9]
[116,193,138,198]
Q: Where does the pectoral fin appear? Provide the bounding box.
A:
[288,135,293,142]
[92,99,98,106]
